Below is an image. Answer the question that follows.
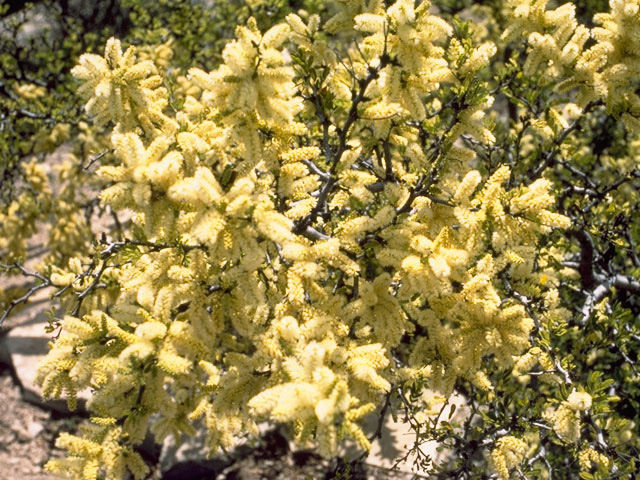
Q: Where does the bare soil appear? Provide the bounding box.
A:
[0,363,69,479]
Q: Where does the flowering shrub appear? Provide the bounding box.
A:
[2,1,640,479]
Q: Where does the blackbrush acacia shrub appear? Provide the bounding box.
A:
[1,1,639,479]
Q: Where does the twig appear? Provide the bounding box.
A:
[82,150,111,170]
[0,263,52,327]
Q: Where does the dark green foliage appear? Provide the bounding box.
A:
[121,0,323,71]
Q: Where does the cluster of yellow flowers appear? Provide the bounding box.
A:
[490,435,528,480]
[0,160,51,262]
[579,447,611,473]
[504,0,640,132]
[32,1,638,478]
[547,391,593,443]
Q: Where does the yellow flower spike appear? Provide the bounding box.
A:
[72,38,162,127]
[490,436,527,480]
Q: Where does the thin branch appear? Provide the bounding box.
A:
[0,263,52,327]
[82,149,111,170]
[528,103,598,182]
[293,55,391,235]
